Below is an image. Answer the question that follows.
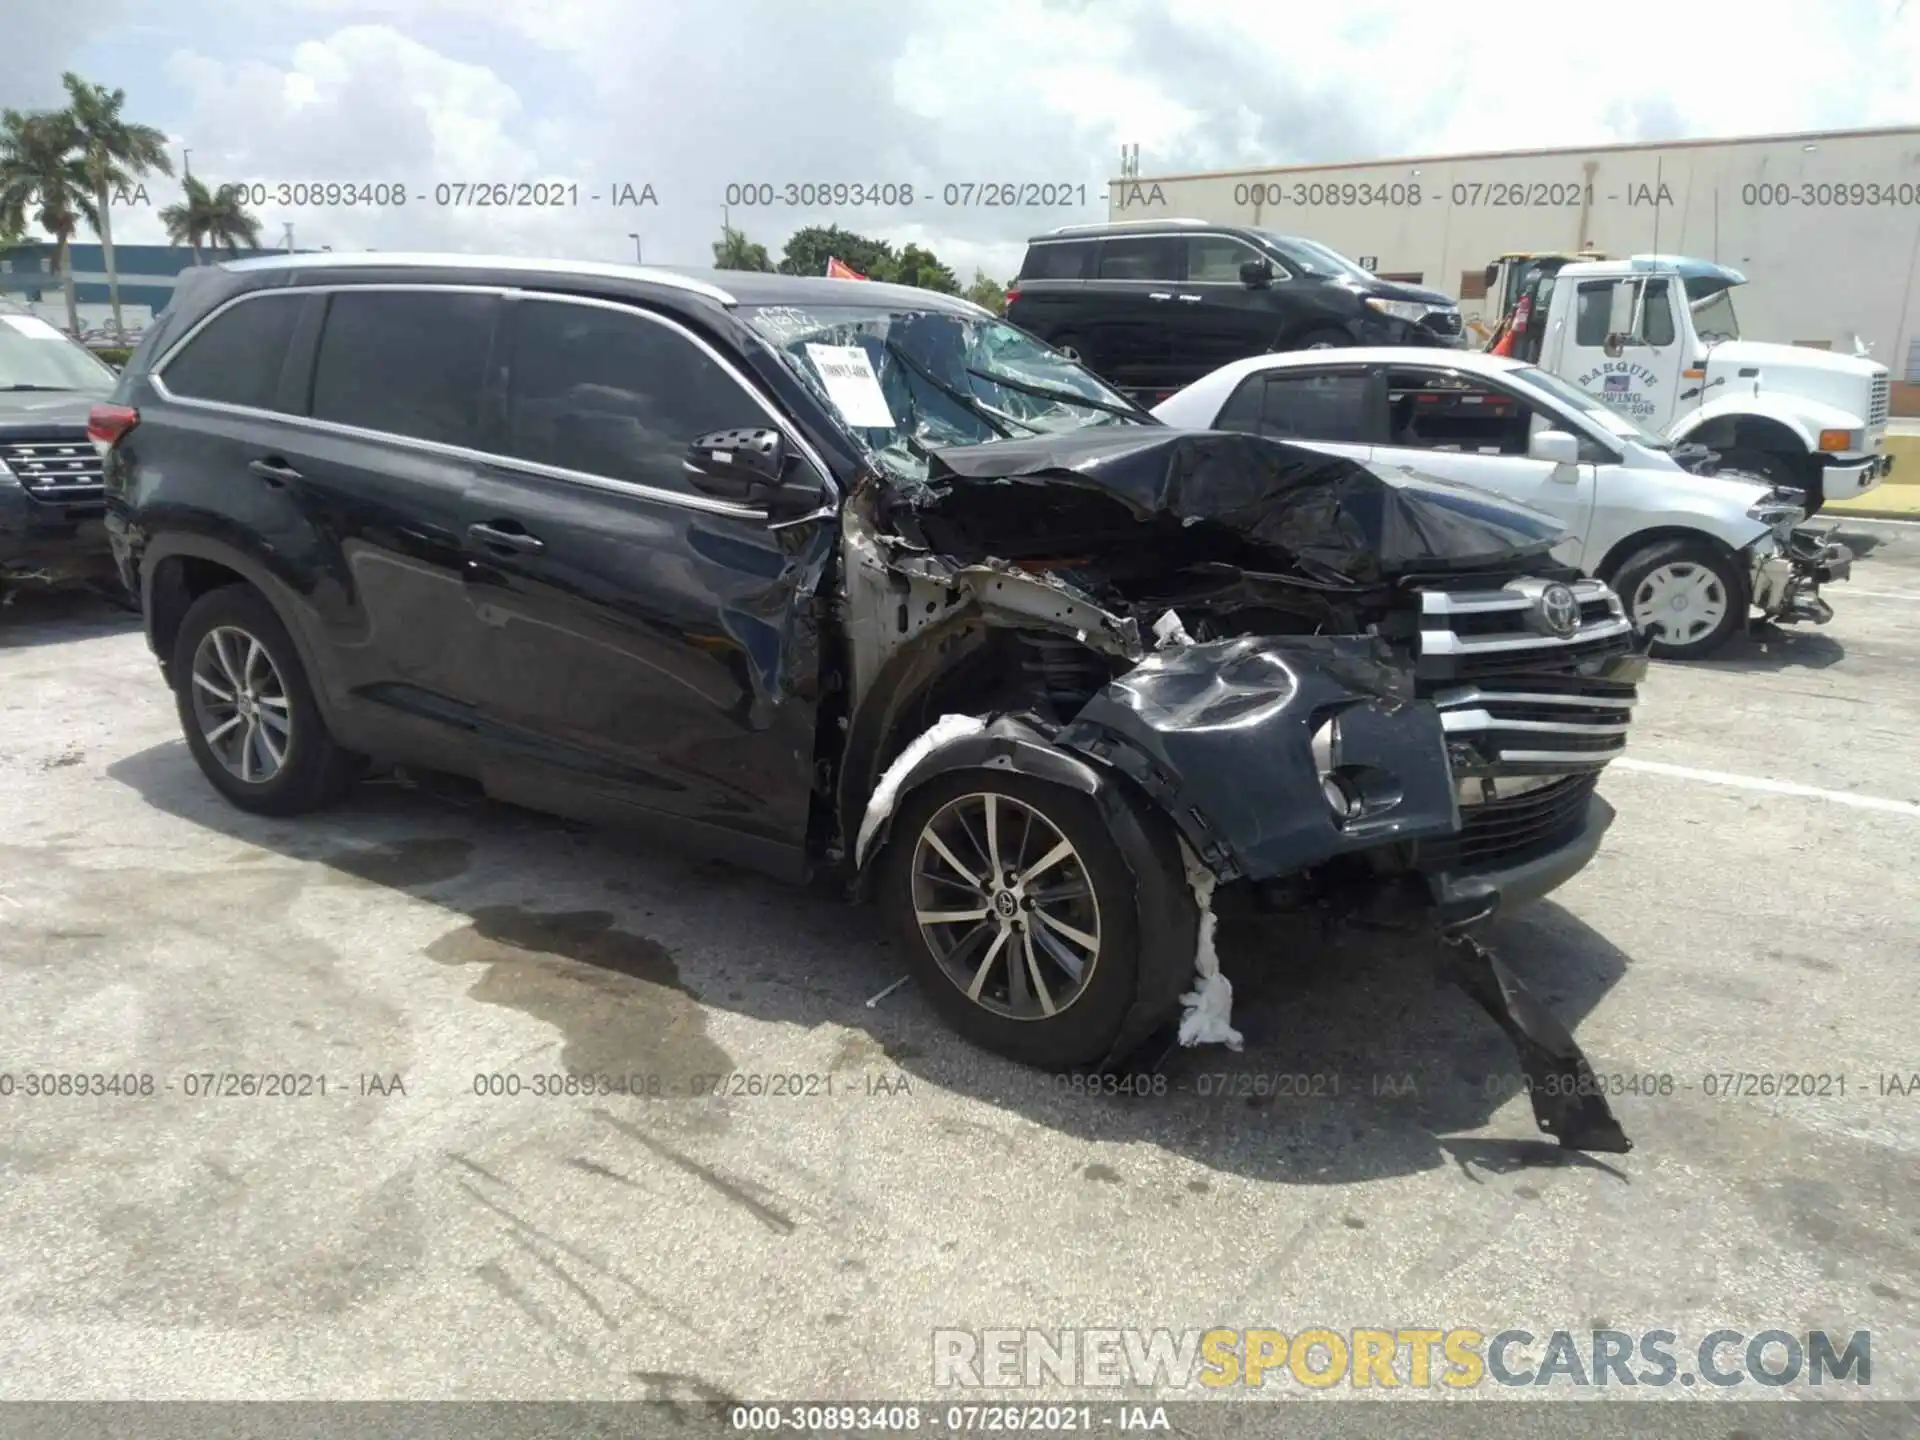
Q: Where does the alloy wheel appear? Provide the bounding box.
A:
[1630,561,1728,647]
[189,625,293,784]
[908,791,1102,1021]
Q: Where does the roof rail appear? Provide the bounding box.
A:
[216,250,737,304]
[1037,217,1214,238]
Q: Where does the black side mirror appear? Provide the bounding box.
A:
[1239,258,1274,288]
[684,427,785,499]
[683,426,828,523]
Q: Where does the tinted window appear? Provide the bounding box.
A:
[504,300,762,494]
[1186,235,1261,283]
[311,290,495,446]
[1638,279,1676,346]
[1097,236,1177,280]
[160,293,302,410]
[1021,242,1093,281]
[1214,374,1269,433]
[1574,282,1613,346]
[1257,372,1375,442]
[1386,368,1530,454]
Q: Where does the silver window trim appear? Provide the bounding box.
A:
[1028,230,1295,283]
[146,282,839,523]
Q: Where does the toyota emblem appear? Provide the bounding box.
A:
[1539,583,1580,638]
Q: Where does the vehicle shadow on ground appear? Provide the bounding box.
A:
[1678,621,1847,673]
[106,740,1637,1189]
[0,588,141,649]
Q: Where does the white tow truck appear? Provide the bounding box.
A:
[1498,254,1893,515]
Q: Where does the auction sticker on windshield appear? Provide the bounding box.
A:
[805,343,896,427]
[1,314,66,340]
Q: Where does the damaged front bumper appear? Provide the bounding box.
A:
[1749,527,1852,627]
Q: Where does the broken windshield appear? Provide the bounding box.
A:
[742,302,1150,484]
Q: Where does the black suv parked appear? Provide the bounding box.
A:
[1007,220,1466,404]
[101,253,1642,1149]
[1,302,122,598]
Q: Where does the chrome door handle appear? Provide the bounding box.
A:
[248,458,301,486]
[1176,294,1202,302]
[1148,292,1173,301]
[466,521,545,555]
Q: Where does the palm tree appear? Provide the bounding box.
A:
[160,174,262,264]
[0,108,96,336]
[62,72,173,339]
[711,224,773,271]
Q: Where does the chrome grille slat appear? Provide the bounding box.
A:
[1412,574,1639,873]
[1869,375,1890,428]
[0,433,104,502]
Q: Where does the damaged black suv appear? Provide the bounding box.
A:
[102,254,1647,1150]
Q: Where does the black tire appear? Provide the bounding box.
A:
[1719,446,1822,515]
[171,584,360,815]
[879,769,1177,1070]
[1605,537,1748,660]
[1292,326,1351,351]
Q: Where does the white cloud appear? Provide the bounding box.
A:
[44,0,1920,280]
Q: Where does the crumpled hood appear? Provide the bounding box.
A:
[922,427,1567,583]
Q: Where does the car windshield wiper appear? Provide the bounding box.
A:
[880,342,1035,439]
[964,367,1149,422]
[0,383,76,392]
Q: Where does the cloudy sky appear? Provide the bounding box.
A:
[8,0,1920,282]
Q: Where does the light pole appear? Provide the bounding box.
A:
[283,223,295,254]
[628,232,642,264]
[181,147,191,179]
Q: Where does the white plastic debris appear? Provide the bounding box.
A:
[1153,609,1193,649]
[1177,847,1243,1050]
[853,713,989,866]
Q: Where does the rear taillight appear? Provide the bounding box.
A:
[1004,287,1021,307]
[88,402,138,455]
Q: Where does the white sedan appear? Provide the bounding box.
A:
[1151,347,1848,660]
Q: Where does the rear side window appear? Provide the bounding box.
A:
[158,293,303,411]
[1020,242,1093,281]
[1253,372,1376,442]
[501,299,764,495]
[310,290,497,447]
[1096,236,1178,280]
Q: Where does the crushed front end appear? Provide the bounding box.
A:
[836,428,1644,1151]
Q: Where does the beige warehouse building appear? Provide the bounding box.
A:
[1107,126,1920,380]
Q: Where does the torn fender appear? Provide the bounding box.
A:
[1056,635,1460,882]
[851,714,1106,871]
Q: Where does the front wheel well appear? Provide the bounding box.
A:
[1593,526,1742,589]
[1682,413,1808,463]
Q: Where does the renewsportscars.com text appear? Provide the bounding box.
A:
[932,1327,1872,1390]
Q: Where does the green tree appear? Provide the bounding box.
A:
[963,268,1007,314]
[0,108,96,335]
[777,224,896,279]
[889,243,959,294]
[711,223,773,272]
[62,72,174,339]
[160,173,262,263]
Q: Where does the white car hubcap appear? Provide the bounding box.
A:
[1631,562,1728,646]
